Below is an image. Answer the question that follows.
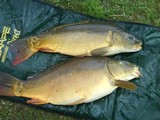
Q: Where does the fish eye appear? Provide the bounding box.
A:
[124,61,128,65]
[119,61,125,65]
[119,61,130,66]
[128,35,134,40]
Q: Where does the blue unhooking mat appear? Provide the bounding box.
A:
[0,0,160,120]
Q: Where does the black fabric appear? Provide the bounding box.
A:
[0,0,160,119]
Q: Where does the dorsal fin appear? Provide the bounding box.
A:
[52,20,122,31]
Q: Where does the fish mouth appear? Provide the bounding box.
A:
[128,41,142,52]
[135,41,142,51]
[134,67,142,78]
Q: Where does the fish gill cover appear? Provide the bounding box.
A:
[0,0,160,120]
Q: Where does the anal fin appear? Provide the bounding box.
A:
[26,98,47,105]
[114,80,137,90]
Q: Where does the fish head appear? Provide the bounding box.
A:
[108,60,141,81]
[112,31,142,52]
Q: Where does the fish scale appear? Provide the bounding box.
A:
[0,57,141,105]
[11,22,142,65]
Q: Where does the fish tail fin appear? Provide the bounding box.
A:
[0,72,23,96]
[10,36,39,65]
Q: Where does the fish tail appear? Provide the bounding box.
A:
[0,72,23,96]
[10,36,40,65]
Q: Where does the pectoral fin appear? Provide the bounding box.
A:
[26,98,48,105]
[91,47,110,56]
[38,47,54,52]
[114,80,137,90]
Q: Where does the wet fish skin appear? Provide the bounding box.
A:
[11,22,142,65]
[0,57,141,105]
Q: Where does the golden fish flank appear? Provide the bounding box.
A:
[0,57,141,105]
[11,22,142,65]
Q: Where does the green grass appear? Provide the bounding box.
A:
[44,0,160,26]
[0,99,76,120]
[1,0,159,120]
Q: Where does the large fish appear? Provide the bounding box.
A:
[11,22,142,65]
[0,57,141,105]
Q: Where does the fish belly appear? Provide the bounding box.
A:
[48,77,117,105]
[83,78,117,103]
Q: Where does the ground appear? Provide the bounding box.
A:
[0,0,159,120]
[44,0,160,26]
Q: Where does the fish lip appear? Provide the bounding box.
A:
[139,41,143,46]
[134,67,142,78]
[134,42,142,51]
[137,45,142,50]
[138,41,143,50]
[135,71,142,78]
